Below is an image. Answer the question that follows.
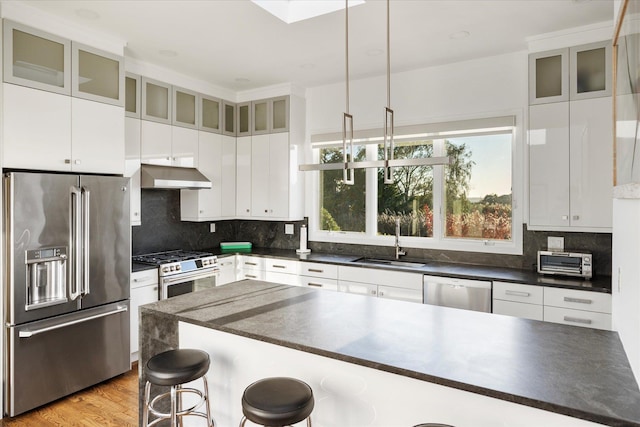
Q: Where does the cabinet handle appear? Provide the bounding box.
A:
[379,291,385,297]
[246,209,250,213]
[505,290,530,297]
[153,286,158,291]
[308,269,324,273]
[272,265,286,269]
[370,290,377,295]
[265,209,268,213]
[246,274,257,279]
[308,282,323,288]
[245,262,257,266]
[133,278,138,282]
[221,262,233,266]
[65,159,71,164]
[74,159,81,165]
[564,316,592,325]
[166,157,171,161]
[199,210,204,214]
[133,212,139,216]
[561,215,569,220]
[572,215,580,220]
[564,297,592,305]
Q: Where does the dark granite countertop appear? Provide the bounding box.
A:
[132,262,157,273]
[211,248,612,293]
[141,280,640,426]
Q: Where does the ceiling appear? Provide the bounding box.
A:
[19,0,614,92]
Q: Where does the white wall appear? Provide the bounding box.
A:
[306,50,528,136]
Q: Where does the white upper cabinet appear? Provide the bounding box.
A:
[529,97,612,231]
[529,41,612,105]
[125,73,141,118]
[71,42,124,106]
[3,20,71,95]
[236,136,252,216]
[125,117,142,226]
[181,133,236,221]
[173,86,198,129]
[141,77,172,124]
[200,95,222,134]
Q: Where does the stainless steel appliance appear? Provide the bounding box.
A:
[4,171,131,417]
[537,250,593,279]
[133,250,218,299]
[423,275,492,313]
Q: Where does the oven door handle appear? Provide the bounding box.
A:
[161,269,219,286]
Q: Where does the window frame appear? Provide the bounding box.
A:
[307,114,523,255]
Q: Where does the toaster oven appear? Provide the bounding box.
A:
[537,251,592,279]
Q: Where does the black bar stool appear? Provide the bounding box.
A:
[143,349,214,427]
[239,377,314,427]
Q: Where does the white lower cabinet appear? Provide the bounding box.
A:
[130,268,158,362]
[492,282,544,321]
[300,262,339,291]
[337,266,423,303]
[543,287,611,330]
[217,255,238,286]
[239,255,265,280]
[493,281,611,330]
[300,276,338,291]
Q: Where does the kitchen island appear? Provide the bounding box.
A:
[139,280,640,427]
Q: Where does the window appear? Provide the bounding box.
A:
[311,116,520,254]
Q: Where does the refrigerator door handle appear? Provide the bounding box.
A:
[69,186,82,301]
[18,305,128,338]
[81,187,90,296]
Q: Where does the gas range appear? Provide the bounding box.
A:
[132,250,218,277]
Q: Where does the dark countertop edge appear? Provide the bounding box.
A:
[211,249,612,294]
[144,306,635,427]
[132,262,157,273]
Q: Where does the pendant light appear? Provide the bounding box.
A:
[298,2,452,177]
[383,0,394,184]
[343,0,355,185]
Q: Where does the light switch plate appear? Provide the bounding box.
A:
[210,223,216,233]
[285,224,294,235]
[547,236,564,251]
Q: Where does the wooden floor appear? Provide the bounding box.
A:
[0,366,138,427]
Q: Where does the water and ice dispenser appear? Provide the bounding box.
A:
[25,246,68,310]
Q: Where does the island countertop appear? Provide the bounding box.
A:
[140,280,640,426]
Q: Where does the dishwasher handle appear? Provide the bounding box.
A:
[423,275,492,289]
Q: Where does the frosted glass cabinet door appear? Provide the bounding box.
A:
[271,96,290,133]
[173,86,198,129]
[252,99,269,135]
[529,102,570,227]
[528,48,569,105]
[3,20,71,95]
[200,95,221,133]
[237,102,251,137]
[222,101,236,136]
[142,77,172,124]
[125,73,141,118]
[569,97,613,229]
[3,83,72,171]
[72,42,124,107]
[570,41,612,100]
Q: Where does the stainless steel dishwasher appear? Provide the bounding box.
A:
[423,275,492,312]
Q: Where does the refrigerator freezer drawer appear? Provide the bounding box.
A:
[6,301,130,417]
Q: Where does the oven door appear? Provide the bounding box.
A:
[160,268,219,299]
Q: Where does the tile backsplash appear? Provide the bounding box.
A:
[133,190,612,276]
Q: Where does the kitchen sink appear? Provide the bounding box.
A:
[352,257,426,268]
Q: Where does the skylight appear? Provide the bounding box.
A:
[251,0,365,24]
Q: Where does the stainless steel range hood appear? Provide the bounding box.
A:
[140,164,212,189]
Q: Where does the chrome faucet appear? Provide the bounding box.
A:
[395,218,406,259]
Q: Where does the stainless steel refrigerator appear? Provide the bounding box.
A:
[3,171,131,417]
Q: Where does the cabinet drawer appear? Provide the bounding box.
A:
[544,306,612,330]
[218,256,236,270]
[265,271,301,287]
[300,276,338,291]
[265,258,300,275]
[493,299,543,321]
[544,287,611,314]
[240,256,265,271]
[339,266,422,290]
[131,269,158,289]
[241,270,265,281]
[300,262,338,280]
[378,285,422,304]
[338,280,378,297]
[493,281,543,305]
